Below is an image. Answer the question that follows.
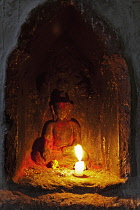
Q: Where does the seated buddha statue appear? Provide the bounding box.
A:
[42,101,81,166]
[32,79,88,168]
[45,80,83,163]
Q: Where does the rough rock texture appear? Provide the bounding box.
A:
[0,0,140,207]
[0,189,139,210]
[0,168,138,209]
[15,167,126,190]
[4,1,130,180]
[0,0,47,189]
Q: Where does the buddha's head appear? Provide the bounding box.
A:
[54,102,73,120]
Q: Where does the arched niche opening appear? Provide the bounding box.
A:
[5,2,130,184]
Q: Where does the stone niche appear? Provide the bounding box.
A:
[5,1,130,184]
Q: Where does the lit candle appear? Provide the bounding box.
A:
[74,144,85,177]
[74,160,84,176]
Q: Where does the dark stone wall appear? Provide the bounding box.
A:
[4,2,130,179]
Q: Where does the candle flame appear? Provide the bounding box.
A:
[74,144,83,161]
